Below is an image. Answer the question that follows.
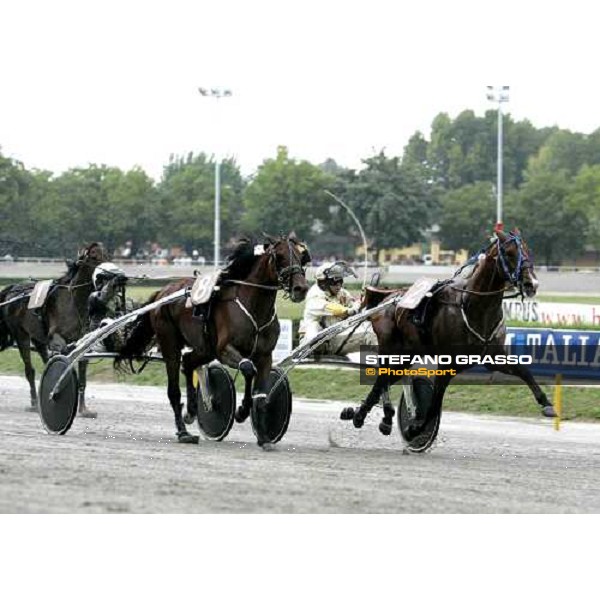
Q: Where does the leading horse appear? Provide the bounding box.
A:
[341,229,556,440]
[116,233,310,442]
[0,242,108,413]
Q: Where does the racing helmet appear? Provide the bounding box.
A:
[315,261,357,284]
[93,262,126,290]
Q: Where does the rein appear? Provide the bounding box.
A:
[223,279,279,291]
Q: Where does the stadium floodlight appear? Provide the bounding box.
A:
[198,87,233,268]
[487,86,510,230]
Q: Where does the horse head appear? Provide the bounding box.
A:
[493,229,538,298]
[264,232,310,302]
[76,242,109,267]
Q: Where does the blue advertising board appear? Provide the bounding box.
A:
[506,327,600,381]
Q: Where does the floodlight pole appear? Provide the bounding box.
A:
[198,87,232,269]
[487,86,510,232]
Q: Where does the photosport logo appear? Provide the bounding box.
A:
[358,337,600,386]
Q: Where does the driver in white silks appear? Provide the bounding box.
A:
[88,262,128,351]
[299,261,377,355]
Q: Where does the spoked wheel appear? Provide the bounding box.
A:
[251,367,292,446]
[195,363,236,441]
[397,377,442,453]
[38,355,79,435]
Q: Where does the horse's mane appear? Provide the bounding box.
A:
[221,236,264,281]
[55,260,79,285]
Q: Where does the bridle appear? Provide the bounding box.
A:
[225,237,308,298]
[272,238,308,298]
[448,233,533,299]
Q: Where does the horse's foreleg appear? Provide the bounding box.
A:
[218,343,256,424]
[77,360,97,418]
[486,363,556,417]
[234,358,256,423]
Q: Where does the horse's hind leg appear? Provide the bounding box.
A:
[378,386,395,435]
[340,373,394,429]
[165,354,198,443]
[487,363,556,417]
[15,333,38,410]
[77,360,97,418]
[181,351,201,425]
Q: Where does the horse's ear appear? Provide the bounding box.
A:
[261,232,276,245]
[510,227,521,236]
[288,230,298,241]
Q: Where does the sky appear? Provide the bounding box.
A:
[2,0,600,181]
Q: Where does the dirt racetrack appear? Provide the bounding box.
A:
[1,374,600,513]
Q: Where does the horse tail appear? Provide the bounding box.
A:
[0,288,15,351]
[114,291,160,373]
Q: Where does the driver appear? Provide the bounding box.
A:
[299,261,376,355]
[88,262,127,334]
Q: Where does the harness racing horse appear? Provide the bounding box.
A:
[0,242,108,413]
[341,229,556,448]
[116,234,310,443]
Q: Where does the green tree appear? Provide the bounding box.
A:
[566,164,600,251]
[158,152,244,255]
[243,146,334,241]
[438,182,496,251]
[344,151,438,260]
[511,169,585,264]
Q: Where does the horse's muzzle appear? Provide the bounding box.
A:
[290,284,309,302]
[522,277,538,298]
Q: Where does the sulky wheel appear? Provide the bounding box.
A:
[38,355,79,435]
[251,367,293,446]
[195,363,236,441]
[397,377,442,453]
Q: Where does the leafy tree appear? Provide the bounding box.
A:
[158,152,244,255]
[344,151,438,260]
[243,146,334,241]
[566,164,600,251]
[438,182,496,251]
[511,169,585,265]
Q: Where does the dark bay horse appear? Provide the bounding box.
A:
[116,234,310,443]
[0,242,108,413]
[342,229,556,439]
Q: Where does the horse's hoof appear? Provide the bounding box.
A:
[183,411,196,425]
[542,405,557,418]
[234,405,250,424]
[79,408,98,419]
[259,442,275,452]
[379,420,393,436]
[352,412,365,429]
[340,407,355,421]
[177,433,199,444]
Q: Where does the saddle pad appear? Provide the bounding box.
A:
[190,271,220,305]
[27,280,53,310]
[397,277,438,309]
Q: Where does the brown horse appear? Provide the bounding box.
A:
[116,234,310,442]
[341,229,555,441]
[0,242,108,413]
